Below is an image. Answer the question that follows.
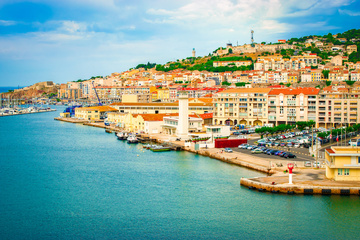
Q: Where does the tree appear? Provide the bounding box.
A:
[345,80,355,86]
[326,81,332,86]
[228,48,233,54]
[296,121,315,131]
[235,82,247,87]
[322,70,330,79]
[221,81,231,86]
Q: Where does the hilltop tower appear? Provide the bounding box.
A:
[192,48,196,58]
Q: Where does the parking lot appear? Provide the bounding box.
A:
[228,131,321,163]
[231,145,314,162]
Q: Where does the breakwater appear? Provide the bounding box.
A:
[241,177,360,195]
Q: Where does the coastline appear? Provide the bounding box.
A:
[54,117,360,195]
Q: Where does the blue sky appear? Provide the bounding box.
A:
[0,0,359,86]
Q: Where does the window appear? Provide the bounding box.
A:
[344,169,349,176]
[338,169,343,175]
[358,157,360,164]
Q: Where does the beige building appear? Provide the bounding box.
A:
[316,91,360,128]
[346,45,357,55]
[121,94,151,103]
[212,88,270,126]
[75,106,118,121]
[325,147,360,181]
[331,55,343,66]
[268,88,320,126]
[110,102,212,115]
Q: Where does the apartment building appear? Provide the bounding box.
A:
[350,70,360,81]
[212,88,270,126]
[316,90,360,128]
[268,88,320,126]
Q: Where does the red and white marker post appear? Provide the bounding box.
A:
[288,163,294,184]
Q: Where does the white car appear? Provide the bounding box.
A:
[224,148,233,153]
[251,149,263,154]
[238,144,247,149]
[294,143,301,148]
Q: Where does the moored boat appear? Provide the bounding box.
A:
[150,145,172,152]
[127,135,138,143]
[105,129,113,133]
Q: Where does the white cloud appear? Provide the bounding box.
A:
[0,20,17,26]
[339,9,360,16]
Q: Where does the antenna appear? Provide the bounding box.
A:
[251,30,254,47]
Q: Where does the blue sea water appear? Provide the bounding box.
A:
[1,108,360,239]
[0,86,23,93]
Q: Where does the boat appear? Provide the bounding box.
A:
[116,132,127,140]
[127,135,138,143]
[150,145,172,152]
[143,144,152,149]
[105,129,113,133]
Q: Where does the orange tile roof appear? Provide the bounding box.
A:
[138,113,178,121]
[188,98,213,103]
[269,87,320,95]
[219,88,271,94]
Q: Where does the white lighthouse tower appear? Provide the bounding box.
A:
[177,91,189,138]
[192,48,196,58]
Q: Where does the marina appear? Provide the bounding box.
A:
[0,106,56,117]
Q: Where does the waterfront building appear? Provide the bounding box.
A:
[325,147,360,181]
[162,116,203,135]
[268,87,320,126]
[75,106,118,121]
[110,102,212,115]
[212,88,270,126]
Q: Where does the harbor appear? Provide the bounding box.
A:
[2,107,360,239]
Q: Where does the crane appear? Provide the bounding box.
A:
[91,81,102,106]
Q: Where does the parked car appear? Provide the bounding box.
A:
[238,143,247,149]
[286,143,293,148]
[304,161,312,167]
[224,148,233,153]
[264,149,272,154]
[246,145,253,150]
[251,148,263,154]
[294,143,301,148]
[273,142,280,147]
[268,149,278,155]
[284,153,296,158]
[279,152,288,157]
[280,142,286,147]
[274,151,283,156]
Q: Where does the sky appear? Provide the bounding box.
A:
[0,0,360,87]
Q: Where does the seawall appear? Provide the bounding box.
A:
[240,177,360,195]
